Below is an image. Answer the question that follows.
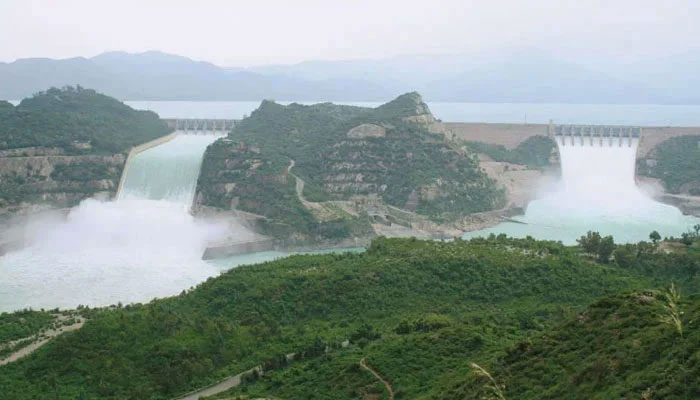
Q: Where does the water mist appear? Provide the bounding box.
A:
[0,133,251,312]
[465,136,699,243]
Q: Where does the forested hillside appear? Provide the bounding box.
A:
[638,135,700,195]
[196,92,506,244]
[1,86,169,154]
[0,86,171,213]
[1,234,698,399]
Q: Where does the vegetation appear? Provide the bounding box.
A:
[637,135,700,194]
[658,283,684,337]
[0,86,170,154]
[0,86,171,210]
[444,290,700,400]
[577,230,616,263]
[470,362,507,400]
[1,234,699,399]
[0,309,54,345]
[196,92,505,242]
[50,160,120,182]
[464,135,556,168]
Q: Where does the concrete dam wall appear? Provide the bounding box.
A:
[441,121,699,158]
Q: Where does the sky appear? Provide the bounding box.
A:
[1,0,700,67]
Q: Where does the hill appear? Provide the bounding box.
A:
[0,235,698,399]
[0,49,682,103]
[194,92,507,245]
[637,135,700,195]
[0,51,393,101]
[0,86,171,214]
[447,290,700,399]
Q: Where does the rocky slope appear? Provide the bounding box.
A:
[195,92,507,245]
[0,87,171,215]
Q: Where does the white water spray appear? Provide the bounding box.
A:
[0,132,249,312]
[466,136,699,243]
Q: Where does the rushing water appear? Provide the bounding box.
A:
[0,133,256,312]
[118,134,222,204]
[464,137,700,244]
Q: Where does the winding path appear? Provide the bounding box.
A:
[174,366,263,400]
[286,159,308,204]
[0,314,85,366]
[360,357,395,400]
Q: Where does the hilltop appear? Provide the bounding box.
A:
[195,92,507,245]
[0,86,171,214]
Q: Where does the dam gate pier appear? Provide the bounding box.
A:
[162,119,239,134]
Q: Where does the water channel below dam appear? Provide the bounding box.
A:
[0,133,360,312]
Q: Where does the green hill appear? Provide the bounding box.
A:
[0,86,171,213]
[1,235,698,399]
[195,93,506,244]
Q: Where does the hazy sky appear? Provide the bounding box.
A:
[2,0,700,66]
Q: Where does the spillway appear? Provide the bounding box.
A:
[118,133,222,205]
[0,132,234,312]
[465,135,700,243]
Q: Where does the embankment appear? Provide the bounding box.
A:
[442,122,550,149]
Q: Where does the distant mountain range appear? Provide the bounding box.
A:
[1,49,698,103]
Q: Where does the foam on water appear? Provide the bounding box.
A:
[0,133,244,312]
[465,137,700,244]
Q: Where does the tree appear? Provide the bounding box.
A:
[577,231,602,254]
[680,233,693,247]
[597,236,616,263]
[649,230,661,244]
[613,244,635,268]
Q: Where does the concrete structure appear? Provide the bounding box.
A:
[442,122,549,149]
[202,238,275,259]
[115,131,179,198]
[634,126,700,157]
[553,124,641,147]
[162,119,238,133]
[440,121,698,158]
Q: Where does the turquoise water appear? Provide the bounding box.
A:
[0,130,364,312]
[463,205,699,245]
[464,137,699,244]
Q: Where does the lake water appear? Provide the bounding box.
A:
[9,99,700,125]
[123,100,700,126]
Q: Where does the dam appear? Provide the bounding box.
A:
[464,125,700,244]
[117,133,222,204]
